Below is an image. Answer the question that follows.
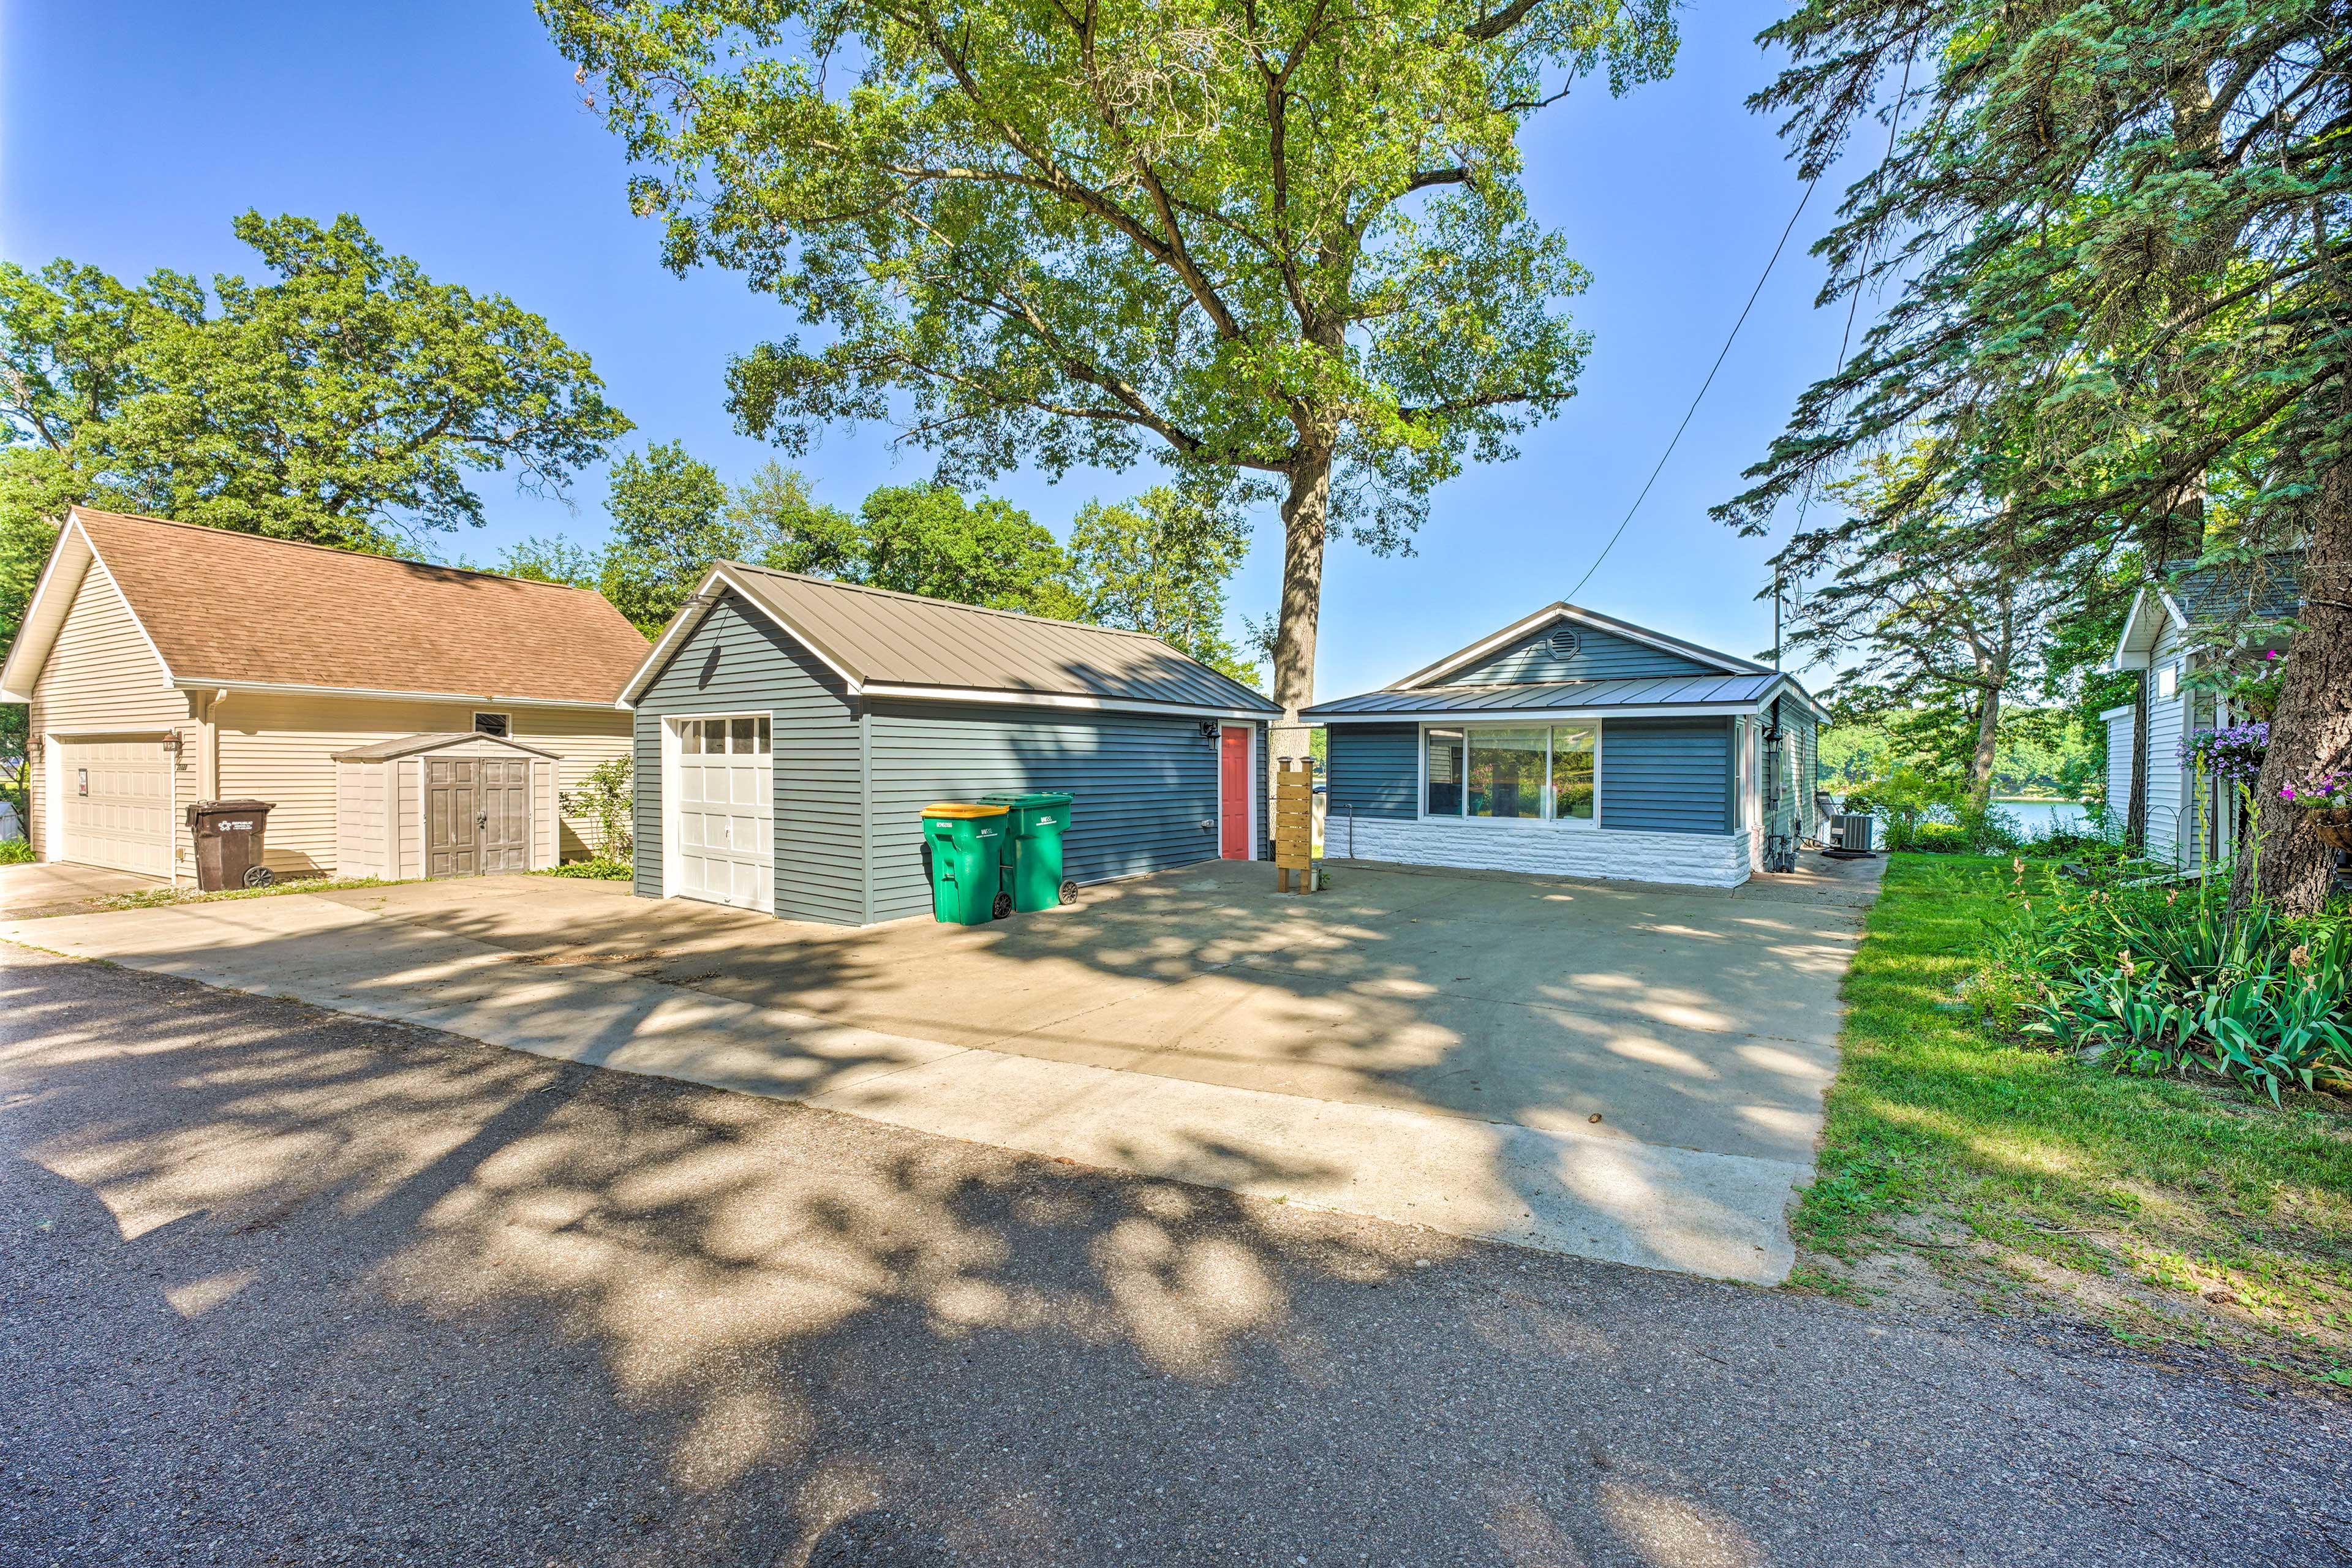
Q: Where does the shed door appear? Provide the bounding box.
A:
[57,736,173,878]
[480,758,532,874]
[425,759,480,878]
[673,716,773,912]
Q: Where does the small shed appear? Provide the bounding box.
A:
[331,733,560,880]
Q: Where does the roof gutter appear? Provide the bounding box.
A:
[174,678,625,710]
[1310,700,1779,725]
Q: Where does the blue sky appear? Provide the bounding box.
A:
[3,2,1882,701]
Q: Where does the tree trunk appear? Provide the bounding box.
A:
[1968,684,2002,810]
[2234,457,2352,916]
[1268,448,1333,820]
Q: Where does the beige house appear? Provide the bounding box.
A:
[1,507,648,884]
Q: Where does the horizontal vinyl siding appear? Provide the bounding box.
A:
[2105,711,2136,821]
[866,703,1226,922]
[1325,724,1418,821]
[2143,623,2189,865]
[630,592,862,924]
[633,714,662,898]
[1774,697,1820,838]
[1600,717,1733,835]
[28,558,191,867]
[507,708,633,861]
[1455,623,1719,685]
[214,693,624,878]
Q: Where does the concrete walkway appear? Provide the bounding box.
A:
[0,856,1880,1285]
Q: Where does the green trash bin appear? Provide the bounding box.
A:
[921,804,1013,925]
[980,791,1077,913]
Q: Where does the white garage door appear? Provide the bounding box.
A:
[58,736,174,878]
[672,715,772,911]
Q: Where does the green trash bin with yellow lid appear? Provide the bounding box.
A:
[979,791,1077,913]
[921,803,1012,924]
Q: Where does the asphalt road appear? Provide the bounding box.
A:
[2,943,2345,1568]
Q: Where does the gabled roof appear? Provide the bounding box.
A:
[331,732,559,762]
[1384,600,1770,691]
[622,561,1281,717]
[1303,671,1820,722]
[0,507,649,707]
[2109,550,2304,671]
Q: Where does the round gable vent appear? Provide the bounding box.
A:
[1546,625,1582,658]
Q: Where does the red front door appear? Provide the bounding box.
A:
[1219,726,1251,859]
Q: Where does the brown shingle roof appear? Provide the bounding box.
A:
[74,508,646,705]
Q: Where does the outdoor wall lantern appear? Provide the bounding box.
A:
[1198,721,1220,740]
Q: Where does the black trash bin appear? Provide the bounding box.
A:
[186,800,276,891]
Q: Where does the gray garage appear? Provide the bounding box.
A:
[619,564,1280,924]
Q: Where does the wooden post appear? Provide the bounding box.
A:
[1274,756,1319,894]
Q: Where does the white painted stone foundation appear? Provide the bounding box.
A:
[1332,815,1754,888]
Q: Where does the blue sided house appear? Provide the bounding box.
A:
[619,562,1280,924]
[1303,601,1826,888]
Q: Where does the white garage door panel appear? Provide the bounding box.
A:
[671,717,772,912]
[59,737,173,878]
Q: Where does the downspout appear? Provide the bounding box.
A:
[2126,674,2149,851]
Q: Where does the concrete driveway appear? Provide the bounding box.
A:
[0,860,171,919]
[0,855,1879,1284]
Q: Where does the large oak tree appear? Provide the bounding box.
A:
[540,0,1677,760]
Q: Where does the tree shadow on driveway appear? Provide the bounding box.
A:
[4,948,2345,1568]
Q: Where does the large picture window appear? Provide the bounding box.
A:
[1423,723,1598,826]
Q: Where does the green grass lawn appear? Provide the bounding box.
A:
[1796,853,2352,1385]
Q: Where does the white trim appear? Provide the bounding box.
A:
[1,516,182,703]
[171,677,620,710]
[862,682,1276,723]
[1388,601,1771,692]
[620,565,867,706]
[1415,719,1601,830]
[2097,704,2135,723]
[42,731,62,861]
[0,519,92,703]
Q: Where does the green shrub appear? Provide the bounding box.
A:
[535,858,633,880]
[1909,822,1971,853]
[0,837,32,865]
[559,758,634,864]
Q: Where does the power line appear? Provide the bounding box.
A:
[1562,176,1819,605]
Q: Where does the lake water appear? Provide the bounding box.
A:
[1994,798,2092,838]
[1830,796,2093,844]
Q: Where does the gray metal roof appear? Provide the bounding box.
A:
[330,732,559,762]
[1303,672,1790,718]
[698,562,1280,714]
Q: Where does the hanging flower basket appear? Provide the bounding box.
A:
[2281,763,2352,848]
